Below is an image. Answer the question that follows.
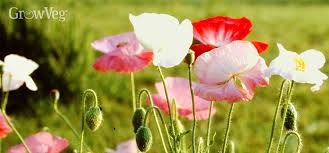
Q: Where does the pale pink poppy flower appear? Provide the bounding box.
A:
[151,77,216,120]
[92,32,153,73]
[6,131,69,153]
[0,113,12,139]
[194,40,269,103]
[105,139,137,153]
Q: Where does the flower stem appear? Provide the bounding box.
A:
[275,81,295,153]
[206,101,214,153]
[1,80,32,153]
[131,72,136,111]
[79,89,98,153]
[266,80,288,153]
[157,66,176,149]
[51,90,92,152]
[221,103,235,153]
[281,131,302,153]
[187,64,197,153]
[138,89,172,153]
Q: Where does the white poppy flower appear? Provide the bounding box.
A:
[129,13,193,68]
[266,43,327,92]
[1,54,39,91]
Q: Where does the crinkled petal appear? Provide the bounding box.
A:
[25,76,38,91]
[91,32,142,55]
[195,40,259,84]
[2,73,25,92]
[130,13,193,68]
[152,77,215,120]
[193,16,252,46]
[251,41,268,54]
[239,58,269,98]
[190,44,217,60]
[4,54,38,76]
[265,43,299,79]
[194,80,248,102]
[300,49,326,69]
[93,50,153,73]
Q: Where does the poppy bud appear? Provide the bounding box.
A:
[136,126,153,152]
[132,108,146,133]
[184,50,195,65]
[227,141,235,153]
[85,106,103,131]
[281,102,298,131]
[168,119,185,137]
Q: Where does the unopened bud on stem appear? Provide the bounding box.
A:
[85,106,103,131]
[281,102,298,131]
[184,50,195,65]
[136,126,153,152]
[132,108,146,133]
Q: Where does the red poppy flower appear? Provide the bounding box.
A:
[191,16,268,59]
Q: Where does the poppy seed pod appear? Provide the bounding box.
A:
[168,119,185,136]
[184,50,195,65]
[136,126,153,152]
[281,102,298,131]
[85,106,103,132]
[132,108,146,133]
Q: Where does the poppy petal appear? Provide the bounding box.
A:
[251,41,268,54]
[190,44,217,60]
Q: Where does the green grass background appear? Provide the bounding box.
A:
[0,0,329,153]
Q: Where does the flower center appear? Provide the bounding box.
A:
[293,58,306,72]
[116,42,128,48]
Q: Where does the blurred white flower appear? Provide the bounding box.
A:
[266,43,327,91]
[1,54,39,91]
[129,13,193,68]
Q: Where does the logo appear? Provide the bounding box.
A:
[9,7,68,22]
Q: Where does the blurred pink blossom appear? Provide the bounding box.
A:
[92,32,153,73]
[6,131,69,153]
[105,139,137,153]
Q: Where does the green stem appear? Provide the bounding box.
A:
[1,79,32,153]
[51,90,92,152]
[281,131,302,153]
[275,81,294,153]
[131,72,136,111]
[221,103,235,153]
[157,66,176,150]
[138,89,171,153]
[79,89,98,153]
[206,101,214,153]
[187,64,197,153]
[266,80,288,153]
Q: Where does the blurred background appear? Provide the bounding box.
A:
[0,0,328,152]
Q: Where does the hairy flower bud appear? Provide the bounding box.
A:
[136,126,153,152]
[85,106,103,131]
[168,119,185,137]
[281,102,298,131]
[184,50,195,65]
[132,108,146,133]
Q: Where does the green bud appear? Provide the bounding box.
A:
[227,141,235,153]
[281,102,298,131]
[184,50,195,65]
[85,106,103,131]
[168,119,185,137]
[132,108,146,133]
[136,126,153,152]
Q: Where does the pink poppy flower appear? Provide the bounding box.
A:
[194,40,269,102]
[151,77,216,120]
[92,32,153,73]
[191,16,268,59]
[105,139,137,153]
[0,113,12,139]
[6,131,69,153]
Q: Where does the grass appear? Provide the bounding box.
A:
[1,1,329,153]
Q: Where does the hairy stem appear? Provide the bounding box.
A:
[281,131,302,153]
[131,72,136,111]
[206,101,214,153]
[266,80,289,153]
[221,103,235,153]
[187,64,197,153]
